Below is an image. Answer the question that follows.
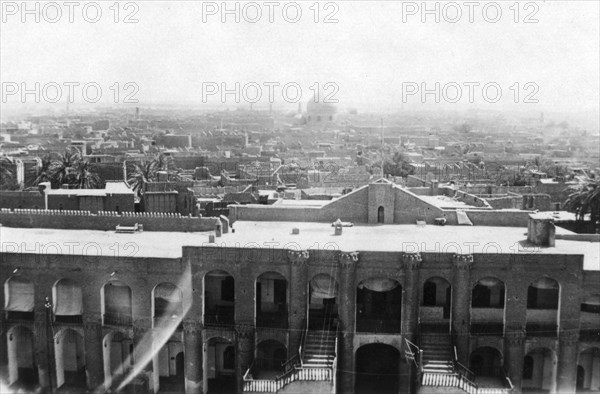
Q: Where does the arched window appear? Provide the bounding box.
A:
[377,206,385,223]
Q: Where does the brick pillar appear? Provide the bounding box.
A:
[288,250,309,353]
[557,330,579,393]
[339,251,358,394]
[0,317,7,382]
[235,323,255,394]
[132,319,152,390]
[34,290,54,391]
[83,315,104,390]
[183,321,203,394]
[401,252,422,394]
[452,254,473,365]
[504,330,525,393]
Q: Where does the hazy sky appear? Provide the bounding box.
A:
[1,0,599,116]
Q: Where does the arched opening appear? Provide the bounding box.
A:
[420,277,451,333]
[103,331,134,387]
[54,328,86,389]
[308,274,338,330]
[470,277,505,336]
[204,270,235,327]
[580,294,600,341]
[522,348,557,392]
[255,340,287,377]
[469,347,502,377]
[153,283,184,324]
[156,340,185,393]
[526,277,559,337]
[102,281,132,326]
[356,278,402,333]
[204,337,235,394]
[577,347,600,392]
[53,278,83,324]
[355,344,400,394]
[4,276,35,321]
[7,326,38,390]
[256,272,288,328]
[377,206,385,223]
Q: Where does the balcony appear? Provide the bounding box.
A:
[356,317,401,334]
[526,323,557,337]
[55,315,83,324]
[256,309,288,329]
[6,311,34,321]
[580,328,600,342]
[204,305,234,328]
[471,308,504,336]
[103,312,133,326]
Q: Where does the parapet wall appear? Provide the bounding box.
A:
[0,209,219,232]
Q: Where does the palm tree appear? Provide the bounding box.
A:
[33,154,55,186]
[564,176,600,225]
[127,161,155,196]
[70,161,103,189]
[126,153,181,196]
[0,156,17,190]
[49,147,81,188]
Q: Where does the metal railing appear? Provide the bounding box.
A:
[243,318,338,392]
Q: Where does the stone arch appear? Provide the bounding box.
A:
[421,276,451,331]
[204,336,235,394]
[256,339,287,373]
[356,277,402,333]
[469,346,503,377]
[152,282,183,323]
[102,331,133,389]
[355,343,401,394]
[203,270,235,327]
[53,278,83,323]
[526,277,559,337]
[256,271,288,328]
[577,347,600,391]
[6,325,37,387]
[523,347,558,392]
[4,276,34,320]
[54,328,86,389]
[308,273,339,329]
[102,280,133,326]
[470,277,505,336]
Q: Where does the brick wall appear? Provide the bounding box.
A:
[0,209,219,232]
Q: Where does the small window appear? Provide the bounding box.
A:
[115,205,120,214]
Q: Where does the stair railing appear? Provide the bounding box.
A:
[299,317,308,367]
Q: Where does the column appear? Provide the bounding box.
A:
[83,314,104,390]
[34,290,54,391]
[452,254,473,365]
[235,323,254,394]
[504,330,525,393]
[288,250,309,353]
[183,321,203,394]
[132,318,153,392]
[401,252,422,341]
[401,252,422,394]
[556,330,579,393]
[339,251,358,394]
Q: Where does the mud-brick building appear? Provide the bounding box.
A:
[0,180,599,394]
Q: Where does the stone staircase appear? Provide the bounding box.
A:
[420,333,454,374]
[302,330,336,369]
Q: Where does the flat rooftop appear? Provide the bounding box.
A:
[0,225,209,259]
[419,195,478,209]
[1,222,598,271]
[221,221,599,271]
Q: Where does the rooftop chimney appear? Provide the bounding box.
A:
[527,213,555,247]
